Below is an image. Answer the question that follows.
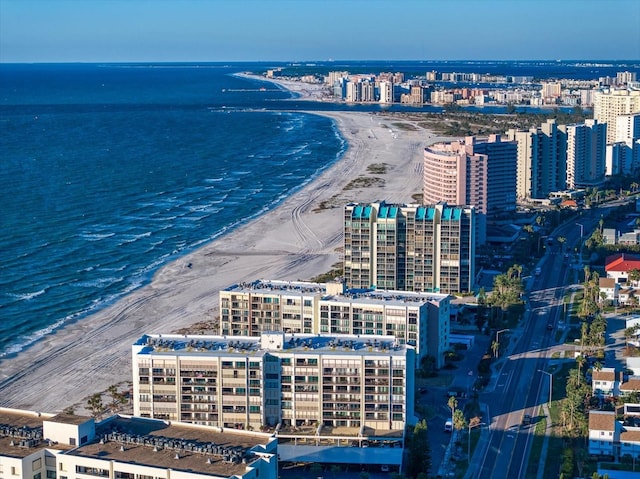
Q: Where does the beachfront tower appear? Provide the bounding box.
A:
[593,89,640,144]
[343,202,475,294]
[507,119,568,200]
[423,135,517,245]
[565,119,607,190]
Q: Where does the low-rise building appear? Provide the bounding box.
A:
[589,410,617,457]
[592,367,618,397]
[0,408,277,479]
[599,277,619,305]
[605,253,640,284]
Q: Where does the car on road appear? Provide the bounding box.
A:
[381,465,390,473]
[444,420,453,432]
[522,414,532,426]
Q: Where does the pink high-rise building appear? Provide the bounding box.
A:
[423,135,517,244]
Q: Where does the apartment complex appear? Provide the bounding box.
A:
[132,332,415,433]
[565,119,607,189]
[219,280,450,367]
[507,119,567,200]
[593,89,640,144]
[0,408,277,479]
[423,135,516,244]
[344,202,475,294]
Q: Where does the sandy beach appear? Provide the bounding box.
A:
[0,81,451,414]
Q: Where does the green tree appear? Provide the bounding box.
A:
[406,419,431,478]
[453,409,467,432]
[107,384,126,413]
[87,393,104,420]
[448,396,458,418]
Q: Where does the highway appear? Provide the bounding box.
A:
[474,214,601,479]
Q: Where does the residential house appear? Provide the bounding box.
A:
[605,253,640,284]
[599,277,620,305]
[592,367,618,397]
[589,410,618,457]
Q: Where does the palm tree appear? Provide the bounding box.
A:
[491,340,499,358]
[448,395,458,418]
[576,355,586,377]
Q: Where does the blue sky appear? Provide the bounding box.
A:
[1,0,639,62]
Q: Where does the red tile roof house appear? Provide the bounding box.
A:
[605,253,640,285]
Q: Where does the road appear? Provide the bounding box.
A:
[474,214,601,479]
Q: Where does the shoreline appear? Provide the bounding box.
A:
[0,82,449,414]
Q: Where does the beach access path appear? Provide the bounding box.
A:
[0,97,453,414]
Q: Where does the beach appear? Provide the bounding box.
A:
[0,85,450,414]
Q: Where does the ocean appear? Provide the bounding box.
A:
[0,60,637,359]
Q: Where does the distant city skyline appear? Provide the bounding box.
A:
[1,0,639,63]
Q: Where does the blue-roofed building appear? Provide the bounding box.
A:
[344,202,475,294]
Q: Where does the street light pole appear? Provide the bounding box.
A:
[495,329,509,359]
[576,223,585,275]
[538,369,553,406]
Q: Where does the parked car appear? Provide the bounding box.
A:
[522,414,532,425]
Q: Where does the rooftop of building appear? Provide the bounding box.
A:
[134,332,411,357]
[0,409,75,458]
[605,252,640,272]
[223,279,327,295]
[322,288,450,306]
[589,410,616,431]
[221,280,450,306]
[69,415,272,476]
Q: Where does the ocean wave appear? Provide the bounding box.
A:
[72,276,124,289]
[80,231,116,241]
[118,231,152,244]
[7,289,47,301]
[0,316,68,358]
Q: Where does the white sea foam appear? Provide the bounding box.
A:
[80,232,116,241]
[8,289,46,301]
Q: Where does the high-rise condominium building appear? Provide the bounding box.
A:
[379,81,393,104]
[219,280,451,368]
[132,332,414,432]
[507,119,567,200]
[613,113,640,175]
[593,89,640,144]
[423,135,516,244]
[344,202,475,294]
[566,119,607,189]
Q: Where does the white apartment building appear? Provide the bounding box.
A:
[507,119,567,200]
[0,408,277,479]
[132,332,415,434]
[566,119,607,189]
[378,81,393,104]
[593,89,640,144]
[219,280,450,367]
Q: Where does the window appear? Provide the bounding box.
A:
[32,459,42,471]
[34,473,42,479]
[46,471,56,479]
